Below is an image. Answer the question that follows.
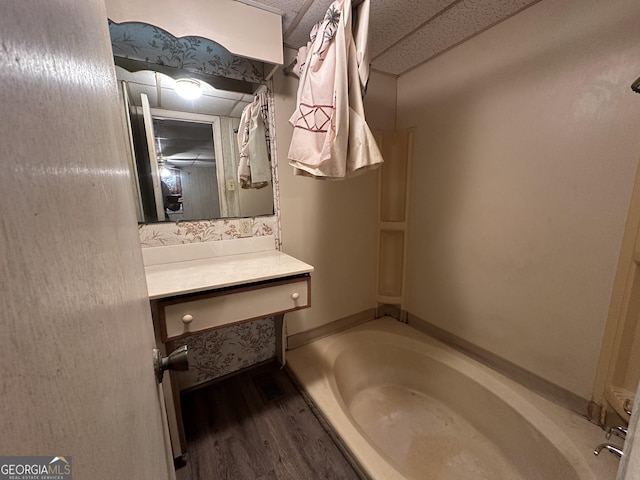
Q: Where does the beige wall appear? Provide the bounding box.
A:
[274,48,396,335]
[397,0,640,399]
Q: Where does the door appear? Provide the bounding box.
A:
[141,93,168,222]
[0,2,174,480]
[118,80,145,222]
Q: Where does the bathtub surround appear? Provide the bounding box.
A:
[407,313,589,415]
[398,0,640,401]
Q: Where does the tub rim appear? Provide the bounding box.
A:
[287,317,599,480]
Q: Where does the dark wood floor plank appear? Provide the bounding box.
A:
[175,362,363,480]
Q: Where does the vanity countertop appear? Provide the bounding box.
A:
[145,249,314,300]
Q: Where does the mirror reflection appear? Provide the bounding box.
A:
[116,67,275,223]
[156,118,219,222]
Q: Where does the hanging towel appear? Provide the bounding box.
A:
[288,0,383,179]
[353,0,371,91]
[237,93,270,189]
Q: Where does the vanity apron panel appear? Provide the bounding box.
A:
[159,276,310,341]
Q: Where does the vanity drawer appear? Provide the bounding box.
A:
[159,276,310,341]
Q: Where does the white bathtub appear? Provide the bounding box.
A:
[287,317,617,480]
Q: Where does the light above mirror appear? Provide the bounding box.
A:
[174,78,202,100]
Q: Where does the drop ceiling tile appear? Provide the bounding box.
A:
[194,95,238,116]
[198,84,246,101]
[127,83,158,106]
[371,0,538,75]
[284,0,334,49]
[368,0,456,58]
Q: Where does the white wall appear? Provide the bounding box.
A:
[273,48,396,335]
[398,0,640,399]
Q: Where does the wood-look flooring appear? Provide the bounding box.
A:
[175,361,365,480]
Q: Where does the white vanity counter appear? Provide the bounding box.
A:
[145,249,313,300]
[143,236,313,299]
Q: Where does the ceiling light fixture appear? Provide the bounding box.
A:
[174,78,202,100]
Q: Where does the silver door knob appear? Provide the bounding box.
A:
[153,345,189,383]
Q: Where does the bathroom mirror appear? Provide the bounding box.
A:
[117,67,274,223]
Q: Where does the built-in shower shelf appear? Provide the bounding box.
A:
[378,294,402,304]
[379,221,407,231]
[605,385,634,420]
[376,128,413,307]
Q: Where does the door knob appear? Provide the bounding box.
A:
[153,345,189,383]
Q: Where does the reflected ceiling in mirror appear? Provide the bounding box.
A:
[116,67,255,117]
[117,67,275,224]
[154,118,214,168]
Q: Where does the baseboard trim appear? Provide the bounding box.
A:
[407,313,590,416]
[287,309,376,350]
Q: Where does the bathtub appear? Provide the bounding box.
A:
[287,317,616,480]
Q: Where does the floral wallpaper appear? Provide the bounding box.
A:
[138,215,280,249]
[166,318,275,390]
[109,20,265,84]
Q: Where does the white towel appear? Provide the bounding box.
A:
[237,94,270,189]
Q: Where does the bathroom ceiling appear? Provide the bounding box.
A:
[116,66,253,118]
[242,0,541,76]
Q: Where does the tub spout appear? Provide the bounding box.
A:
[594,443,623,459]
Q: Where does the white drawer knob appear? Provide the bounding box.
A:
[182,314,194,325]
[291,292,300,300]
